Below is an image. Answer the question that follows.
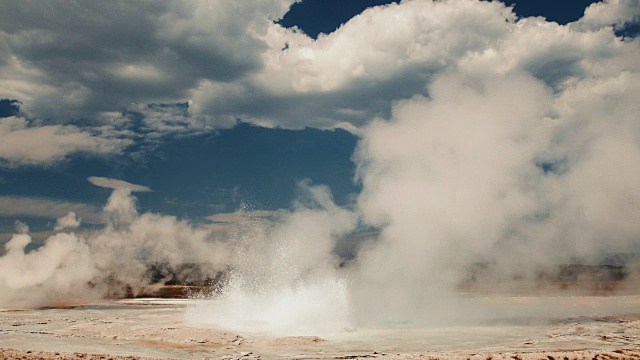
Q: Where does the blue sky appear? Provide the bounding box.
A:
[279,0,604,38]
[0,0,639,254]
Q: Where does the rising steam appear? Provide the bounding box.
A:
[0,188,229,308]
[188,69,639,333]
[187,183,357,335]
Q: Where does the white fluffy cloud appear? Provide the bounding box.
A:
[574,0,640,31]
[259,1,514,93]
[191,0,639,128]
[0,0,295,121]
[1,0,637,132]
[192,0,517,128]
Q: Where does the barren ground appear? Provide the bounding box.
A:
[1,296,639,360]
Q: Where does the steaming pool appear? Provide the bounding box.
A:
[1,295,639,359]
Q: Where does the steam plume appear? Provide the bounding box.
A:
[189,69,639,331]
[0,188,228,308]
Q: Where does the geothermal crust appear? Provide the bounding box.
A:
[1,296,639,360]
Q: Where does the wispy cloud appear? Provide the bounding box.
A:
[206,210,281,224]
[0,196,103,224]
[0,116,129,167]
[87,176,152,192]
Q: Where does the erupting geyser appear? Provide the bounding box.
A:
[188,69,640,333]
[188,183,358,335]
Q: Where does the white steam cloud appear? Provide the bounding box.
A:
[0,189,229,308]
[188,183,357,334]
[348,72,552,324]
[189,70,639,333]
[54,212,81,231]
[14,221,29,234]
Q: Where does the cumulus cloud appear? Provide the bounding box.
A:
[259,1,514,94]
[192,0,639,128]
[192,0,516,128]
[2,0,637,133]
[87,176,152,192]
[573,0,640,31]
[0,0,295,121]
[0,116,128,166]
